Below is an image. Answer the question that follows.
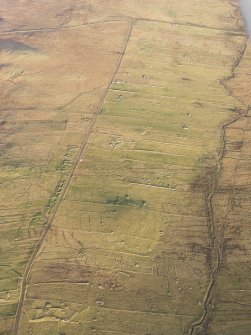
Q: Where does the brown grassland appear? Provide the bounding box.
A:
[0,1,250,335]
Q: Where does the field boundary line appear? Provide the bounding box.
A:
[12,18,134,335]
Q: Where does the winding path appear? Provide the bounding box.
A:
[187,37,249,335]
